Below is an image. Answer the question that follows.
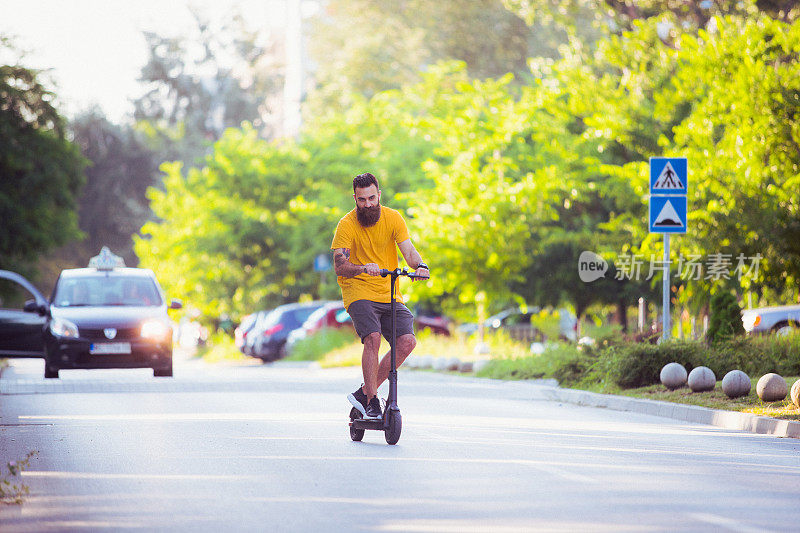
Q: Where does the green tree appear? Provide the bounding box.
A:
[659,16,800,303]
[0,59,86,275]
[70,109,157,264]
[35,108,159,288]
[707,290,745,343]
[306,0,553,114]
[504,0,797,37]
[134,9,281,168]
[135,126,345,320]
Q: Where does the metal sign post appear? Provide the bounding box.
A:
[662,234,670,343]
[649,157,688,343]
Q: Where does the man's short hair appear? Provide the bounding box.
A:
[353,172,379,192]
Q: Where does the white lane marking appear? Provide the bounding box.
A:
[23,471,260,481]
[196,454,600,483]
[689,512,774,533]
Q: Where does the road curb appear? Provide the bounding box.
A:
[502,379,800,439]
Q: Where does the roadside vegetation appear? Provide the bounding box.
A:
[616,381,800,422]
[476,330,800,420]
[268,323,800,421]
[195,333,248,364]
[284,329,356,362]
[478,331,800,386]
[4,3,800,349]
[310,329,533,369]
[1,451,37,505]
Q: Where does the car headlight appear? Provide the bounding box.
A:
[141,320,170,340]
[50,317,79,338]
[742,313,761,332]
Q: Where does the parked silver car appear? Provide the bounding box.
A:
[741,304,800,335]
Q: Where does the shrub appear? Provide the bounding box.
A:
[595,340,705,389]
[476,343,596,385]
[474,330,800,392]
[1,451,37,504]
[707,332,800,377]
[707,291,745,344]
[286,328,357,361]
[196,333,247,363]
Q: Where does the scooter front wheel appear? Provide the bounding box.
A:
[384,408,402,445]
[349,407,365,442]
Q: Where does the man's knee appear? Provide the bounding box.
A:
[363,332,382,352]
[397,334,416,354]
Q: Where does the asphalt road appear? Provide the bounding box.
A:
[1,353,799,532]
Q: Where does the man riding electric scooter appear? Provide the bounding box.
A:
[331,172,429,423]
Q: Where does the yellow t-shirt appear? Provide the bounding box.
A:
[331,206,410,309]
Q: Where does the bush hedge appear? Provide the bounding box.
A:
[478,332,800,390]
[707,291,745,344]
[285,328,356,361]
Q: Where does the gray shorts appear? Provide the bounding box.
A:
[347,299,415,346]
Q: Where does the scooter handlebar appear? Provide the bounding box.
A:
[379,268,429,279]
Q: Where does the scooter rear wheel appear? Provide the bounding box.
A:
[349,407,365,441]
[384,409,402,445]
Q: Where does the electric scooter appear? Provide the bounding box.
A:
[349,267,425,445]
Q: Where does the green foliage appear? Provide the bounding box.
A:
[479,332,800,390]
[133,9,281,167]
[135,7,800,327]
[619,378,800,421]
[707,291,745,344]
[594,334,800,389]
[705,333,800,377]
[504,0,794,36]
[1,451,37,504]
[652,16,800,304]
[477,342,603,386]
[306,0,544,114]
[37,109,158,274]
[595,340,704,389]
[195,332,247,363]
[0,63,86,275]
[135,126,345,320]
[285,328,357,362]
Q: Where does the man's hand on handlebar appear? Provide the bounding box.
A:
[363,263,381,276]
[413,266,429,281]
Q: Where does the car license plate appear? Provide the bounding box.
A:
[90,342,131,355]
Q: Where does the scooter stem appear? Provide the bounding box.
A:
[388,269,398,406]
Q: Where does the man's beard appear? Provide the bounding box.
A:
[356,204,381,227]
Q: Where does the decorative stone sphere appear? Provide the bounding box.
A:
[458,361,474,373]
[473,359,490,373]
[721,370,751,398]
[474,342,491,355]
[432,357,450,371]
[416,355,433,369]
[687,366,716,392]
[756,373,788,402]
[660,362,687,390]
[791,380,800,408]
[446,357,461,371]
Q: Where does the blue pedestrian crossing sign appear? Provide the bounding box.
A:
[314,253,331,272]
[650,157,687,195]
[649,195,687,234]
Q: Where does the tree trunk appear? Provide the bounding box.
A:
[616,300,628,333]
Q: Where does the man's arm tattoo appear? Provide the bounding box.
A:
[333,248,364,277]
[333,248,350,269]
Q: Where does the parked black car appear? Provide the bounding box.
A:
[248,301,331,362]
[0,248,181,378]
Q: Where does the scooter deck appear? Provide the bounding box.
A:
[350,418,385,431]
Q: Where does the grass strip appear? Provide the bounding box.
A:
[614,378,800,421]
